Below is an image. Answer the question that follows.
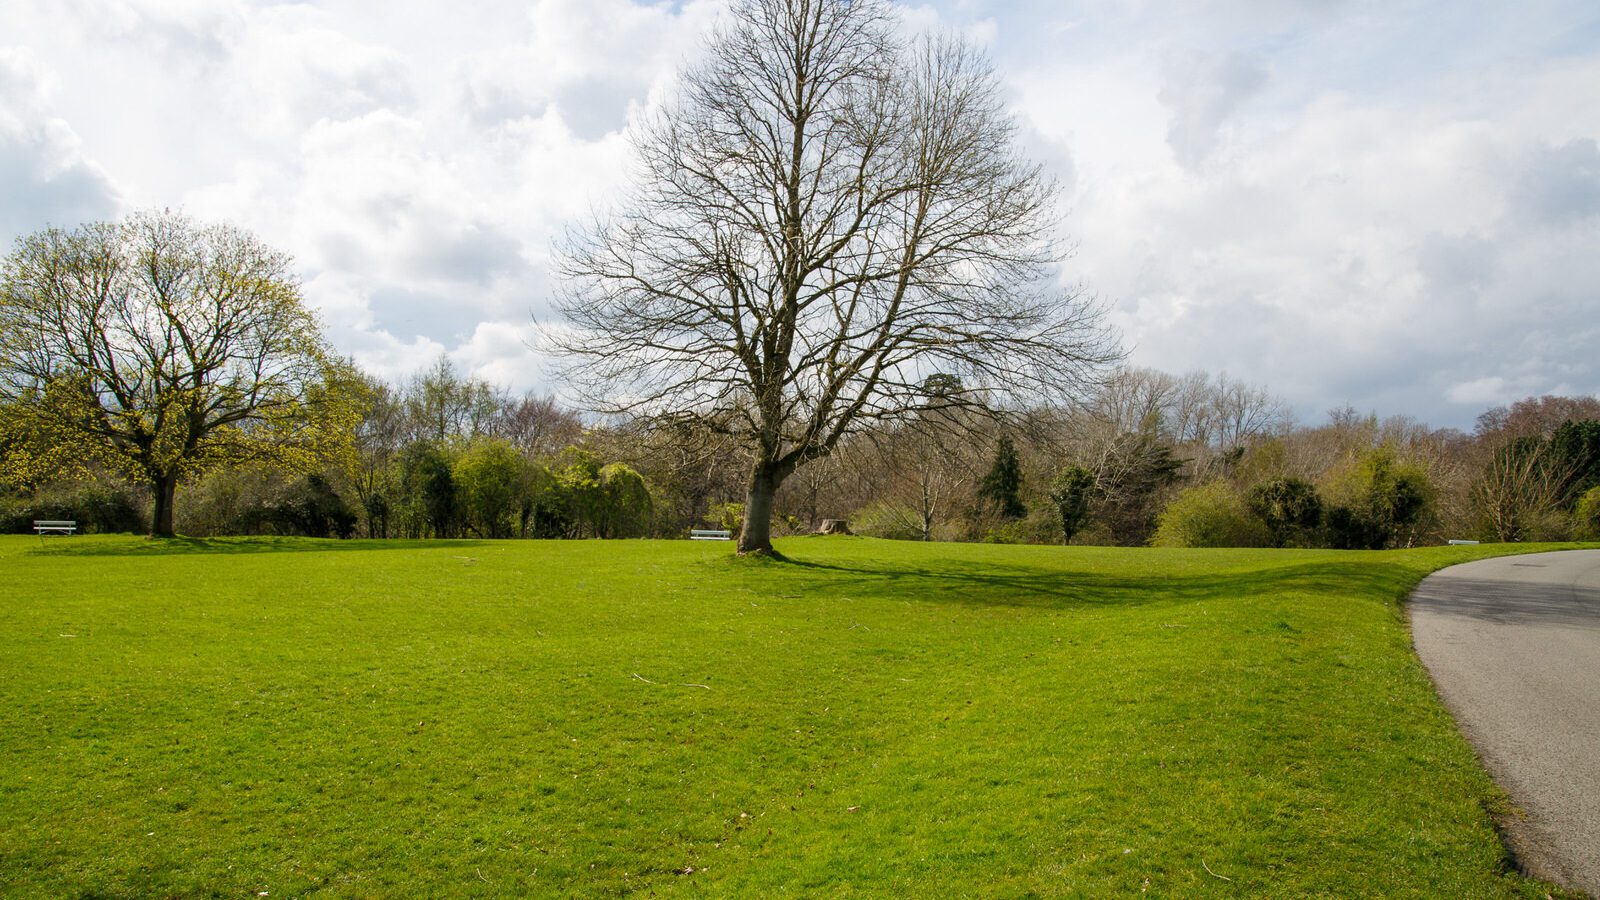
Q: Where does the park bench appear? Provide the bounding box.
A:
[690,529,732,541]
[33,520,78,535]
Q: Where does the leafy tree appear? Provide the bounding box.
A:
[978,436,1027,519]
[595,463,653,539]
[1550,419,1600,503]
[552,0,1118,554]
[1151,481,1270,548]
[1248,477,1323,548]
[1326,448,1432,548]
[397,441,457,538]
[553,449,605,538]
[453,439,530,539]
[1575,485,1600,540]
[404,356,503,444]
[1049,465,1095,545]
[0,211,361,536]
[350,375,407,538]
[517,463,565,539]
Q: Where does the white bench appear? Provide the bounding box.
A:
[690,529,732,541]
[33,520,78,535]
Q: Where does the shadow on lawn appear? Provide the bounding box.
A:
[30,535,488,557]
[764,553,1423,612]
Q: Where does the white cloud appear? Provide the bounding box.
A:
[0,0,1596,428]
[0,47,122,236]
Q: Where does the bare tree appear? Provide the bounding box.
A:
[1472,436,1575,541]
[1208,373,1292,450]
[551,0,1118,553]
[499,392,582,458]
[0,210,358,536]
[846,409,978,541]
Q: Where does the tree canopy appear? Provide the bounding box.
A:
[0,210,361,536]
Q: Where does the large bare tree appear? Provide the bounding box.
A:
[552,0,1119,553]
[0,210,360,536]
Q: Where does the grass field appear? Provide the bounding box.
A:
[0,535,1591,897]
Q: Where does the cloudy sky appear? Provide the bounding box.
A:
[2,0,1597,429]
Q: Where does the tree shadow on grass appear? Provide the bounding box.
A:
[29,535,489,557]
[761,553,1424,613]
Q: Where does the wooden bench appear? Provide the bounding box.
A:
[690,529,732,541]
[33,520,78,535]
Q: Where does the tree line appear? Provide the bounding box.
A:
[4,343,1597,546]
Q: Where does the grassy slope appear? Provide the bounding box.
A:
[0,535,1590,897]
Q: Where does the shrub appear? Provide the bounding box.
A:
[1152,482,1270,548]
[705,502,744,534]
[262,475,357,539]
[1248,477,1323,548]
[0,481,145,534]
[1325,447,1434,548]
[176,469,275,536]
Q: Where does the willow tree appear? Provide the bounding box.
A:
[0,211,362,536]
[553,0,1119,554]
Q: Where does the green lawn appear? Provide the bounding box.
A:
[0,535,1589,897]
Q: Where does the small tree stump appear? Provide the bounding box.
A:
[816,519,852,535]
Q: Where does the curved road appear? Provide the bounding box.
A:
[1410,549,1600,893]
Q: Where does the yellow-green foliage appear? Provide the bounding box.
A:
[0,212,365,515]
[1576,485,1600,540]
[1152,481,1271,548]
[452,439,531,539]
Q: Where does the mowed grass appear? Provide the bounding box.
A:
[0,536,1590,897]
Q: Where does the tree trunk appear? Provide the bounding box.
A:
[150,472,178,538]
[738,464,780,554]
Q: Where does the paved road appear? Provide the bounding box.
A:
[1411,549,1600,894]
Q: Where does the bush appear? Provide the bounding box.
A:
[178,469,275,535]
[262,475,357,539]
[0,481,145,534]
[1152,482,1270,548]
[704,502,744,534]
[1248,477,1323,548]
[1324,447,1434,548]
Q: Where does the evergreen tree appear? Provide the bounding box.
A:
[1050,466,1096,545]
[979,436,1027,519]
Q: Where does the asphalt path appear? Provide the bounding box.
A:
[1410,549,1600,894]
